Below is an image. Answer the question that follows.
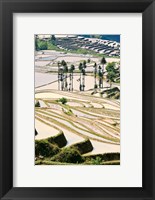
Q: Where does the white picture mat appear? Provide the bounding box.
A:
[13,13,142,187]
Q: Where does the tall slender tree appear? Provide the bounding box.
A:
[63,65,68,91]
[70,64,75,91]
[98,65,103,88]
[59,66,64,91]
[60,60,68,91]
[101,56,107,72]
[81,68,86,91]
[100,56,106,88]
[57,61,61,90]
[81,61,87,91]
[78,63,83,91]
[93,62,97,89]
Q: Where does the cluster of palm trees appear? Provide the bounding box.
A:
[78,61,87,91]
[93,56,107,89]
[57,56,107,92]
[58,60,75,91]
[57,60,87,92]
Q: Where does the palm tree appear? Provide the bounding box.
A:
[61,60,67,67]
[60,60,68,91]
[98,65,103,88]
[81,68,86,91]
[57,61,61,90]
[63,65,68,91]
[93,62,97,89]
[101,56,107,88]
[70,64,75,91]
[59,66,64,91]
[101,56,107,72]
[79,63,83,91]
[100,56,106,88]
[81,61,87,91]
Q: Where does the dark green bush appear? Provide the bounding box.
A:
[101,87,120,99]
[84,152,120,162]
[37,40,48,50]
[35,101,40,107]
[47,132,67,148]
[57,97,67,104]
[51,148,85,163]
[35,129,38,136]
[71,139,93,154]
[35,140,60,157]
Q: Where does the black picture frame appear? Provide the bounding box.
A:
[0,0,155,199]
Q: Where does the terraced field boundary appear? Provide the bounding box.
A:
[36,111,119,144]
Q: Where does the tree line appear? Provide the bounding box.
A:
[57,57,119,92]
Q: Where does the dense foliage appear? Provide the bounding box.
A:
[51,147,84,163]
[35,140,60,157]
[57,97,68,104]
[35,138,120,165]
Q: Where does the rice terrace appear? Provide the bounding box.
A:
[35,34,120,165]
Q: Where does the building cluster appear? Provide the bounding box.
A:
[38,34,120,57]
[56,35,120,57]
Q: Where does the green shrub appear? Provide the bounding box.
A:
[35,140,60,157]
[47,42,60,51]
[57,97,67,104]
[35,101,40,107]
[37,40,48,50]
[51,147,85,163]
[90,156,102,165]
[84,152,120,162]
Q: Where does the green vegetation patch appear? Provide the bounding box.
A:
[101,87,120,99]
[35,140,60,157]
[47,132,67,148]
[70,139,93,154]
[103,87,120,94]
[51,147,85,164]
[84,152,120,162]
[35,101,40,107]
[35,138,120,165]
[56,97,68,105]
[35,159,120,165]
[86,156,103,165]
